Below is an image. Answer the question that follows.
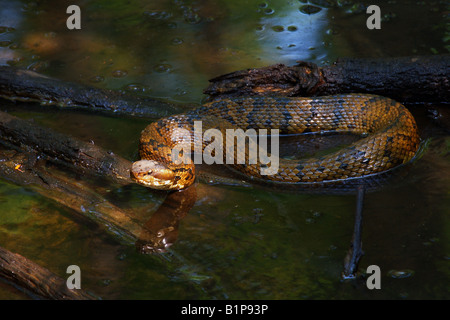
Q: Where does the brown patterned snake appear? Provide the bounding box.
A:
[130,94,420,190]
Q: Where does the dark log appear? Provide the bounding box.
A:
[0,146,144,245]
[0,66,183,118]
[0,114,153,298]
[0,110,133,185]
[319,55,449,104]
[0,109,253,189]
[0,109,159,246]
[204,55,450,105]
[0,246,98,300]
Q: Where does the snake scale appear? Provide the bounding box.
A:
[130,94,420,190]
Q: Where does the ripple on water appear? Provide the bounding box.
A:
[111,70,128,78]
[271,25,284,32]
[153,63,172,73]
[143,10,173,21]
[123,83,151,94]
[299,5,322,15]
[89,75,105,83]
[171,37,183,45]
[263,8,274,15]
[387,269,415,279]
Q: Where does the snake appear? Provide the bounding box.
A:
[130,94,420,190]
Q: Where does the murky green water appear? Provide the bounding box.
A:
[0,0,449,299]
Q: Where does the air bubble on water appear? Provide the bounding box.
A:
[325,28,339,35]
[89,75,104,83]
[117,253,127,261]
[7,57,24,66]
[305,218,315,224]
[0,40,12,47]
[153,63,172,73]
[27,61,48,72]
[167,22,177,29]
[271,25,284,32]
[387,269,415,279]
[171,37,183,45]
[124,83,149,93]
[112,70,128,78]
[143,10,172,20]
[345,3,366,15]
[299,5,322,15]
[101,279,112,286]
[174,87,188,96]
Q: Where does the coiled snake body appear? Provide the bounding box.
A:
[131,94,420,190]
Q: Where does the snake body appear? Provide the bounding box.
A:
[131,94,420,190]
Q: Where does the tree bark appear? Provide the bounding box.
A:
[204,55,450,105]
[0,110,132,185]
[0,246,98,300]
[0,112,153,299]
[0,110,158,245]
[0,66,183,118]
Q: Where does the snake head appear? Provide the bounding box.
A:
[130,160,177,190]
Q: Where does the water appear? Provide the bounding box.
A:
[0,0,448,299]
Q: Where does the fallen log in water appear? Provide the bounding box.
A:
[0,66,183,118]
[0,109,163,245]
[0,110,133,185]
[0,110,207,299]
[1,55,448,121]
[0,110,145,298]
[204,55,450,105]
[0,246,98,300]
